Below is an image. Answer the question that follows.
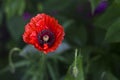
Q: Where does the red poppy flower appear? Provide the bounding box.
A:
[23,13,65,54]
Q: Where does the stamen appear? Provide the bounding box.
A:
[37,29,55,47]
[43,35,49,42]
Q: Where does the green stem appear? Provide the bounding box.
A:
[9,48,21,73]
[74,49,78,67]
[38,53,46,80]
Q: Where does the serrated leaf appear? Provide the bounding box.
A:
[105,18,120,42]
[94,1,120,29]
[65,55,84,80]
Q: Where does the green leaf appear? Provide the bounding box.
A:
[7,16,26,42]
[89,0,101,14]
[94,27,106,45]
[4,0,25,19]
[43,0,73,12]
[101,71,118,80]
[105,18,120,42]
[18,0,25,15]
[22,54,47,80]
[37,3,43,12]
[19,45,40,58]
[106,72,118,80]
[0,61,30,74]
[94,1,120,29]
[62,20,75,29]
[47,63,57,80]
[115,0,120,4]
[66,25,87,46]
[65,50,84,80]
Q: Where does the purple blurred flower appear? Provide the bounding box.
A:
[23,12,31,20]
[94,0,108,15]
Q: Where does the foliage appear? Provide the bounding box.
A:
[0,0,120,80]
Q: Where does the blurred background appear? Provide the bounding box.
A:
[0,0,120,80]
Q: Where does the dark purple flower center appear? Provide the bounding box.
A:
[37,30,55,47]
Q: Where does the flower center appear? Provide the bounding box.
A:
[43,35,49,42]
[37,30,55,47]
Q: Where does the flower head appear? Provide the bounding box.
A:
[23,13,65,54]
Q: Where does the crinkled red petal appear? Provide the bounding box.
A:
[23,13,65,54]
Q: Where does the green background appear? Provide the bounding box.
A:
[0,0,120,80]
